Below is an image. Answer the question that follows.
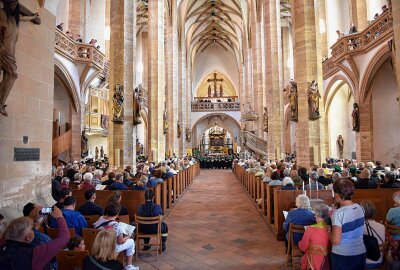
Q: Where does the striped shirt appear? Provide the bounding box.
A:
[332,203,366,256]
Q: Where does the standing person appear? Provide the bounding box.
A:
[330,179,366,270]
[137,189,168,252]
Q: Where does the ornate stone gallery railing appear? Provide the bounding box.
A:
[323,10,393,79]
[55,28,107,71]
[242,131,268,157]
[191,102,240,112]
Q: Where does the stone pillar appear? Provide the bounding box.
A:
[70,105,81,162]
[318,0,328,58]
[393,0,400,91]
[0,4,55,215]
[292,0,323,167]
[165,0,179,157]
[350,0,368,30]
[148,0,166,161]
[109,0,135,168]
[264,0,283,159]
[185,58,192,153]
[357,100,373,162]
[68,0,82,36]
[178,38,187,157]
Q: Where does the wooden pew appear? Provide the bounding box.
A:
[167,176,173,208]
[267,184,282,224]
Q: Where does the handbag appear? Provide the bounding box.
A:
[363,219,383,261]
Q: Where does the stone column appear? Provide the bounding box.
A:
[178,38,187,157]
[357,100,373,162]
[165,0,179,157]
[148,0,166,161]
[264,0,283,159]
[350,0,368,30]
[393,0,400,91]
[292,0,323,167]
[68,0,81,35]
[70,104,81,162]
[318,0,328,58]
[109,0,135,168]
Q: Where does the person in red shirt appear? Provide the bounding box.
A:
[80,173,95,190]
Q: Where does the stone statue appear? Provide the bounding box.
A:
[112,84,124,123]
[177,120,182,138]
[208,85,212,97]
[263,107,268,133]
[0,1,39,116]
[219,84,223,97]
[95,146,99,160]
[139,144,143,155]
[337,135,344,159]
[308,80,321,120]
[163,109,169,134]
[352,103,360,132]
[81,130,88,158]
[100,146,104,158]
[185,127,191,142]
[133,86,142,125]
[286,80,298,122]
[136,139,140,155]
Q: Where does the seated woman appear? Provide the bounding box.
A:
[269,171,283,186]
[93,202,136,269]
[281,177,297,190]
[132,180,147,191]
[107,191,129,215]
[147,170,164,187]
[137,189,168,252]
[67,235,86,251]
[82,229,124,270]
[386,191,400,240]
[298,204,331,270]
[360,201,385,269]
[355,169,377,189]
[283,195,315,248]
[382,172,400,188]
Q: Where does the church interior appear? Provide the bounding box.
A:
[1,0,400,269]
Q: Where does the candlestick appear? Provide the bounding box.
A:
[309,178,311,198]
[302,181,305,195]
[332,188,334,198]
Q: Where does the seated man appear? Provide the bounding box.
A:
[80,173,95,190]
[109,173,128,190]
[137,189,168,252]
[55,187,72,209]
[56,196,88,236]
[0,206,69,270]
[102,171,116,186]
[147,170,164,187]
[78,189,104,216]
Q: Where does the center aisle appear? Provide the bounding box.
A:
[137,169,288,270]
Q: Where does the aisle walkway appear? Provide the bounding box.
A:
[136,170,288,270]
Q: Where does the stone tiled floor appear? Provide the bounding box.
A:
[135,170,289,270]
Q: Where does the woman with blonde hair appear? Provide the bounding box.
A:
[82,229,124,269]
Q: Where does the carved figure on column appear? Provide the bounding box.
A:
[136,139,140,156]
[112,84,124,123]
[185,127,191,142]
[0,1,39,117]
[100,146,104,158]
[337,135,344,159]
[163,109,169,134]
[352,103,360,132]
[263,107,268,133]
[81,130,88,158]
[133,86,142,125]
[95,146,99,160]
[308,80,321,120]
[177,120,182,138]
[286,80,298,122]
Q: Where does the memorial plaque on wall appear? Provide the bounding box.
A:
[14,148,40,161]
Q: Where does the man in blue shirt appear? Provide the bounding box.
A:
[78,189,104,216]
[109,173,128,190]
[60,196,88,236]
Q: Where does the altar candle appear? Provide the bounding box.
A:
[316,181,319,192]
[332,188,335,198]
[309,178,311,195]
[302,181,305,194]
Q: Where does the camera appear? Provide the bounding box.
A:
[39,207,53,215]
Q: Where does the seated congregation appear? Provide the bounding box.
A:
[0,157,197,270]
[235,158,400,269]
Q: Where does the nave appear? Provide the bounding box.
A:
[137,170,286,270]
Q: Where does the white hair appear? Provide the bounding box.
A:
[393,192,400,205]
[282,177,294,186]
[94,169,103,178]
[83,173,93,182]
[61,177,70,183]
[74,173,82,181]
[295,194,311,209]
[72,164,79,171]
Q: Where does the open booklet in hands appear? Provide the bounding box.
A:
[119,222,136,237]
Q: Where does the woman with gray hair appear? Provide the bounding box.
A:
[299,204,331,270]
[281,177,297,190]
[283,195,315,249]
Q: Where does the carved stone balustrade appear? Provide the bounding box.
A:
[191,102,240,112]
[323,10,393,79]
[242,131,268,157]
[55,28,107,71]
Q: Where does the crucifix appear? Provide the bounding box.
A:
[207,73,223,97]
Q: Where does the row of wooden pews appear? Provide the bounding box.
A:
[233,164,400,241]
[72,162,200,221]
